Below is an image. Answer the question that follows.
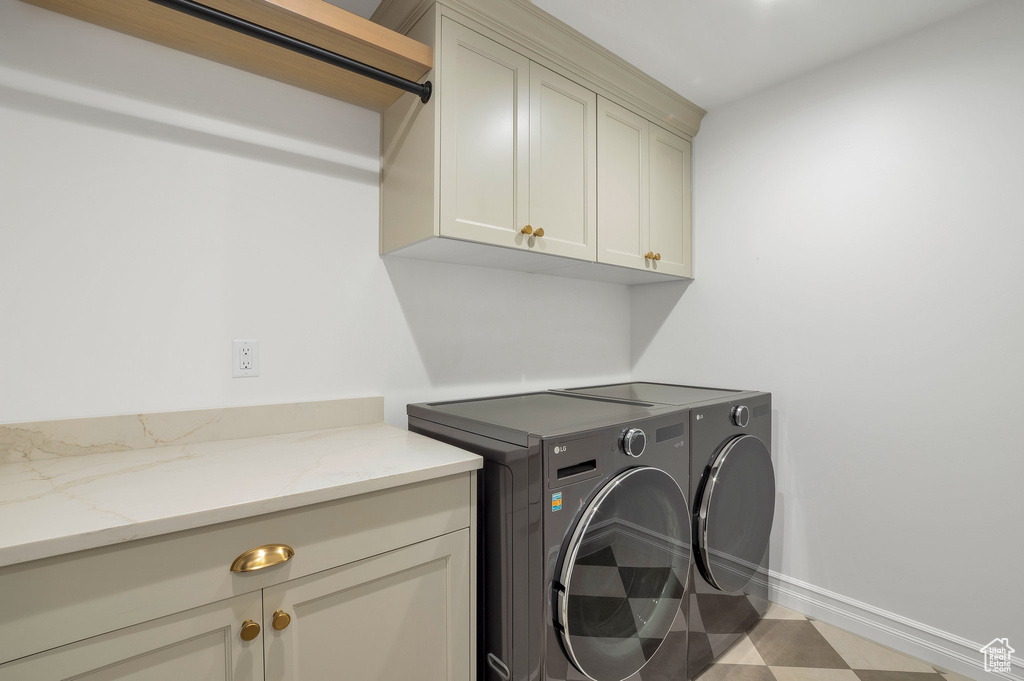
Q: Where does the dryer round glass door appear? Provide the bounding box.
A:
[556,467,690,681]
[695,434,775,593]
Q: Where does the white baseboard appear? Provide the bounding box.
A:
[767,571,1023,681]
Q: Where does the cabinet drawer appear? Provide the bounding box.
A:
[0,473,472,664]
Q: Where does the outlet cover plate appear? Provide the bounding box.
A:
[232,340,259,378]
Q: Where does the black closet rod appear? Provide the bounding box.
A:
[147,0,433,103]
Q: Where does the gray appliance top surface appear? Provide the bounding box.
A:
[408,391,671,446]
[562,382,744,406]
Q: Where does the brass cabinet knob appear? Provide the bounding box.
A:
[272,610,292,631]
[644,251,655,259]
[240,619,261,642]
[520,225,533,235]
[230,544,295,573]
[533,227,545,237]
[654,253,662,261]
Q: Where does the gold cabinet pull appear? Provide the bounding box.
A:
[533,227,545,237]
[230,544,295,573]
[644,251,655,259]
[272,610,292,631]
[520,225,533,235]
[654,253,662,261]
[240,619,261,642]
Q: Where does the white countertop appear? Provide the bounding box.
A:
[0,422,480,568]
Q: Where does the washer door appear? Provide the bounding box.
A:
[695,434,775,593]
[556,467,690,681]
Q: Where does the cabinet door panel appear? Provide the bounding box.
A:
[440,18,530,247]
[264,530,470,681]
[0,594,262,681]
[597,97,649,269]
[649,124,693,277]
[529,62,596,260]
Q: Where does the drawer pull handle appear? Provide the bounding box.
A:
[533,227,545,238]
[654,252,662,261]
[230,544,295,573]
[520,225,533,235]
[273,610,292,631]
[645,251,655,259]
[240,619,261,641]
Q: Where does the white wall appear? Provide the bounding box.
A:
[0,0,631,428]
[633,0,1024,675]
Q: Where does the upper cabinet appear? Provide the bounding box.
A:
[596,98,649,272]
[380,2,704,284]
[597,97,693,278]
[438,24,597,261]
[649,124,693,278]
[438,19,531,249]
[529,62,598,261]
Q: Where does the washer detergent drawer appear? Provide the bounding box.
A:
[547,434,604,486]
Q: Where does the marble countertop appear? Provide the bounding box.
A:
[0,422,481,568]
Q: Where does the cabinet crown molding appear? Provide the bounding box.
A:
[373,0,706,138]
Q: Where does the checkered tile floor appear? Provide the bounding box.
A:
[695,603,974,681]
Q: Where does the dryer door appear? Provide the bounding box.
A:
[695,434,775,593]
[556,467,690,681]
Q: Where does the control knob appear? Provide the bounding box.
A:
[620,428,646,458]
[731,405,750,428]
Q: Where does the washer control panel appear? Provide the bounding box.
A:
[620,427,647,457]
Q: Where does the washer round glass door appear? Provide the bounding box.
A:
[696,434,775,593]
[556,467,690,681]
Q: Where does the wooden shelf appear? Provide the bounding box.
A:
[22,0,433,111]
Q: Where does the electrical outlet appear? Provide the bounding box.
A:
[232,340,259,378]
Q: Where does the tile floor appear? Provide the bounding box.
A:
[695,603,974,681]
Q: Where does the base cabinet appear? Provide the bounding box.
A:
[0,594,263,681]
[0,473,476,681]
[264,530,470,681]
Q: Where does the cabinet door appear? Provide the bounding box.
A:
[440,18,530,248]
[263,529,471,681]
[0,593,262,681]
[596,96,650,269]
[528,62,597,260]
[649,124,693,277]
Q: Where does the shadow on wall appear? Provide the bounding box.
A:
[0,0,374,151]
[0,0,380,182]
[629,279,692,368]
[0,84,378,184]
[382,255,633,390]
